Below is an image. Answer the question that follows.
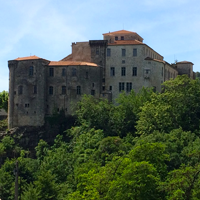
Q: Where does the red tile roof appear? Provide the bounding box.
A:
[176,61,194,65]
[49,61,98,67]
[103,30,137,35]
[145,57,165,63]
[60,54,72,61]
[15,55,42,61]
[108,40,144,45]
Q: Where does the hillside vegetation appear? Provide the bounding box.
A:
[1,75,200,200]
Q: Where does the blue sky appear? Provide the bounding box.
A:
[1,0,200,91]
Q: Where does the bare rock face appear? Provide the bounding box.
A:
[0,126,60,157]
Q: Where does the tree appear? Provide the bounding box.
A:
[161,164,200,200]
[76,88,153,137]
[21,183,39,200]
[137,75,200,135]
[0,91,8,112]
[129,142,169,179]
[107,161,162,200]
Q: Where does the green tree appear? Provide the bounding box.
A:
[0,91,8,112]
[129,142,169,179]
[137,75,200,135]
[34,170,59,200]
[161,164,200,200]
[134,129,200,170]
[76,88,153,137]
[107,161,161,200]
[21,183,39,200]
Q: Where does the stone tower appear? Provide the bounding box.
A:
[8,56,49,128]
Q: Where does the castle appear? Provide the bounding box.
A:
[8,30,194,128]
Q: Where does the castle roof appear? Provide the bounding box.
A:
[60,54,73,61]
[103,30,144,40]
[14,55,43,61]
[103,30,137,35]
[108,40,144,45]
[49,61,98,67]
[145,57,165,63]
[176,61,194,65]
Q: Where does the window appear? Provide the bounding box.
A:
[33,85,37,94]
[86,71,88,79]
[122,49,126,57]
[92,83,95,87]
[62,86,66,94]
[122,60,125,64]
[49,86,53,95]
[109,86,112,91]
[119,82,125,92]
[18,86,23,95]
[115,36,118,40]
[107,48,111,57]
[153,86,156,92]
[49,68,54,77]
[25,103,29,108]
[110,67,115,76]
[133,48,137,57]
[132,67,137,76]
[91,90,95,95]
[161,67,163,77]
[96,47,99,55]
[72,68,76,76]
[126,82,132,92]
[121,36,124,40]
[121,67,126,76]
[77,86,81,95]
[145,69,151,74]
[144,69,151,78]
[62,68,66,76]
[29,66,34,76]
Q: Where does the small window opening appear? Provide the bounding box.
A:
[91,90,95,95]
[86,72,88,79]
[62,68,66,76]
[49,68,54,77]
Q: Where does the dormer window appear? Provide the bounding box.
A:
[121,36,124,40]
[115,36,118,40]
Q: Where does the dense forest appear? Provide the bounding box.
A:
[1,75,200,199]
